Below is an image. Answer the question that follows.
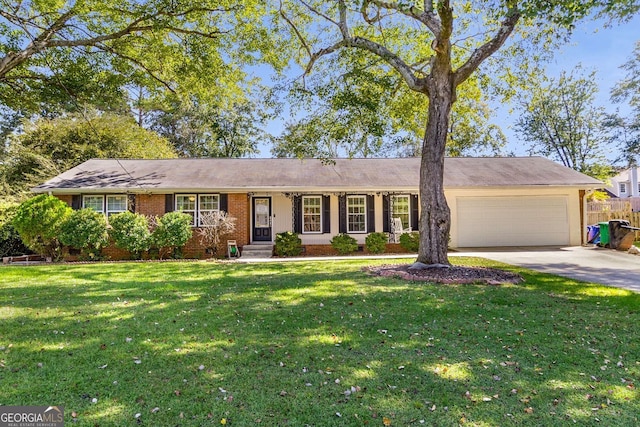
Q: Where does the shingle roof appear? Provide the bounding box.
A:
[33,157,602,194]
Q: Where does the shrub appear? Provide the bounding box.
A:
[152,212,193,259]
[108,211,151,259]
[399,231,420,252]
[365,232,388,254]
[12,194,71,260]
[330,233,358,255]
[59,208,109,260]
[0,201,32,257]
[197,211,236,256]
[274,231,303,257]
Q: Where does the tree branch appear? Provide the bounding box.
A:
[453,8,520,86]
[367,0,441,35]
[279,0,312,59]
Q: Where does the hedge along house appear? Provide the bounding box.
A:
[33,157,601,259]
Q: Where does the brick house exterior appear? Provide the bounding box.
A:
[35,157,601,260]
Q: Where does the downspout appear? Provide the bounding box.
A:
[630,167,639,198]
[582,189,594,246]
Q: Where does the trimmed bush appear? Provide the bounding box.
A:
[365,232,388,254]
[399,231,420,252]
[152,211,193,259]
[12,194,71,260]
[0,201,32,257]
[59,208,109,260]
[330,233,358,255]
[108,211,151,259]
[274,231,303,257]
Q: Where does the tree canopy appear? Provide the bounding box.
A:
[0,111,177,198]
[515,67,613,180]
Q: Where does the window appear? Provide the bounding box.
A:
[82,194,128,217]
[176,194,220,226]
[303,196,322,233]
[176,194,197,225]
[347,196,366,233]
[106,195,127,217]
[620,183,627,194]
[391,195,411,229]
[198,194,219,226]
[83,195,104,213]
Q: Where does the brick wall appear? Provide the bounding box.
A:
[57,195,73,206]
[137,194,165,217]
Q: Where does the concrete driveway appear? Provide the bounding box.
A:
[455,246,640,292]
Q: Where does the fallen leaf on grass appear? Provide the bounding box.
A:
[383,416,392,426]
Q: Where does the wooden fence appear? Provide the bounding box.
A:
[587,197,640,213]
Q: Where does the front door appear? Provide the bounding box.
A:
[252,197,272,242]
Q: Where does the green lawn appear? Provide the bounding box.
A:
[1,258,639,426]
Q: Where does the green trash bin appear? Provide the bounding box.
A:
[599,222,610,247]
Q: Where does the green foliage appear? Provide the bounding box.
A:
[152,212,194,259]
[0,200,32,257]
[12,195,71,259]
[59,209,109,260]
[330,233,359,255]
[610,41,640,165]
[274,231,303,257]
[147,97,270,158]
[108,212,151,259]
[515,67,613,179]
[0,0,284,121]
[399,231,420,253]
[365,232,388,254]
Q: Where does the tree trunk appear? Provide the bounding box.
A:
[416,75,453,266]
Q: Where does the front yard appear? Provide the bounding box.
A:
[1,258,639,426]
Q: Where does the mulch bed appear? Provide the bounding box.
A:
[364,264,523,285]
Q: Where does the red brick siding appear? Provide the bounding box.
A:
[56,195,73,206]
[136,194,165,217]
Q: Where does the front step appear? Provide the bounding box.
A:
[240,244,274,259]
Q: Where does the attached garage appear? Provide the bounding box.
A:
[456,196,570,247]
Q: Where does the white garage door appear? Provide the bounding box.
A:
[457,196,570,247]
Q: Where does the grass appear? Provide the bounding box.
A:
[0,257,639,426]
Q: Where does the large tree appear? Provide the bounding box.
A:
[277,0,636,266]
[611,40,640,166]
[515,67,613,181]
[0,0,279,120]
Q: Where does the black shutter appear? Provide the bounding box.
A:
[220,194,228,212]
[71,195,82,210]
[411,194,419,231]
[382,195,390,232]
[293,196,302,233]
[322,195,331,234]
[165,194,175,213]
[367,195,375,233]
[338,195,347,234]
[127,194,136,213]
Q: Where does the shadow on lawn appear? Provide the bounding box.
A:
[1,260,639,426]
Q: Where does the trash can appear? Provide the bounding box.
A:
[598,222,610,247]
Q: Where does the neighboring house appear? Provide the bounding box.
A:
[606,167,640,198]
[33,157,601,258]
